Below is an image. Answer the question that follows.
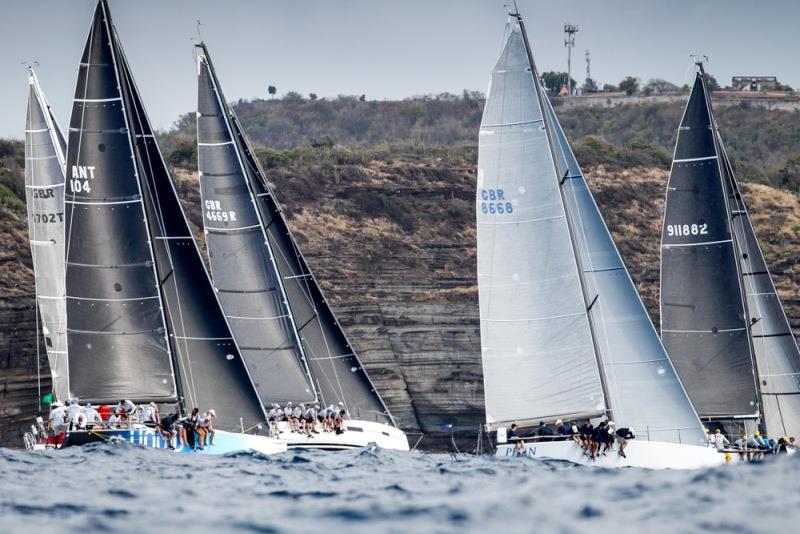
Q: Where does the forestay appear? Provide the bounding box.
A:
[196,44,391,423]
[25,69,69,402]
[544,96,705,445]
[660,74,760,419]
[477,20,606,427]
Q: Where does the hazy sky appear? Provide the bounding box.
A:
[1,0,798,138]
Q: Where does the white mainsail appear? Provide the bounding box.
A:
[478,16,705,445]
[25,68,69,402]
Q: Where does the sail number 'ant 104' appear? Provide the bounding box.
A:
[480,188,513,215]
[204,200,237,223]
[70,165,95,194]
[666,223,708,237]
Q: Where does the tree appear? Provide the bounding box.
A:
[283,91,304,102]
[619,76,640,95]
[359,94,366,102]
[267,85,277,99]
[540,71,575,94]
[582,78,598,93]
[309,93,318,100]
[602,83,619,92]
[706,74,720,92]
[645,78,679,94]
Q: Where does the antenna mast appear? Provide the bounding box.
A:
[563,23,579,95]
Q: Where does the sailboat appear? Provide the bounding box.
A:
[476,14,722,468]
[26,0,285,455]
[25,67,69,404]
[193,42,408,451]
[660,64,800,442]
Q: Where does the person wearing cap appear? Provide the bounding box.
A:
[268,404,283,434]
[579,419,594,452]
[537,421,553,437]
[324,404,336,432]
[142,402,160,426]
[753,431,772,451]
[601,421,616,454]
[334,407,348,434]
[283,402,294,429]
[556,419,570,437]
[115,399,137,428]
[66,399,82,431]
[158,410,181,450]
[303,405,317,437]
[291,404,304,433]
[590,421,608,459]
[570,424,582,445]
[734,435,751,461]
[198,409,216,447]
[48,401,68,435]
[704,428,714,447]
[615,426,635,458]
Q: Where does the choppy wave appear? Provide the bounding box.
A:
[0,444,797,532]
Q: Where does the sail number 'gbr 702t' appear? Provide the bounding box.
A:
[204,199,237,223]
[480,188,513,215]
[665,223,708,237]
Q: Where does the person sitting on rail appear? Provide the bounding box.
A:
[141,402,160,427]
[601,421,616,454]
[514,438,526,455]
[753,431,772,451]
[711,429,729,451]
[570,424,582,445]
[537,421,554,437]
[291,404,304,433]
[283,402,295,431]
[776,436,790,454]
[185,408,203,450]
[158,410,181,450]
[579,419,594,452]
[303,405,318,437]
[115,399,137,427]
[268,404,283,434]
[326,404,339,432]
[199,409,216,446]
[316,404,328,431]
[556,419,570,437]
[590,421,608,459]
[615,426,635,459]
[334,408,348,434]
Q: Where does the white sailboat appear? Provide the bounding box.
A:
[476,14,722,469]
[194,42,408,451]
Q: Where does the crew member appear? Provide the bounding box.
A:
[616,426,635,458]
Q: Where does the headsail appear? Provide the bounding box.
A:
[196,44,391,423]
[544,97,705,445]
[660,72,761,420]
[477,19,606,428]
[25,68,69,402]
[718,117,800,439]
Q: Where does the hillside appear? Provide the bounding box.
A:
[1,99,799,449]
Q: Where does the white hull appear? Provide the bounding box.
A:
[496,439,724,469]
[273,420,409,451]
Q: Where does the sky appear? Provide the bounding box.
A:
[1,0,798,138]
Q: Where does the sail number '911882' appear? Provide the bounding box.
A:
[479,189,513,215]
[204,199,237,223]
[666,223,708,237]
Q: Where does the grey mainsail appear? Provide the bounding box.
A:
[660,72,761,420]
[196,44,391,423]
[25,68,69,402]
[196,46,316,405]
[65,0,176,403]
[64,0,267,430]
[478,15,705,444]
[477,19,606,428]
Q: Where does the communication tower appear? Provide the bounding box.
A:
[563,23,579,95]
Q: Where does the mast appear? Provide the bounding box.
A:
[515,13,612,418]
[25,68,69,402]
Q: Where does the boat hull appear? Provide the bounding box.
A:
[496,439,724,469]
[52,427,287,455]
[274,420,409,451]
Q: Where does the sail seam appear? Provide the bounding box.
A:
[662,239,732,248]
[673,155,718,163]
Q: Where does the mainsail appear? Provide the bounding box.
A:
[662,67,800,437]
[196,44,391,422]
[25,68,69,402]
[478,15,705,444]
[65,0,266,429]
[660,72,760,420]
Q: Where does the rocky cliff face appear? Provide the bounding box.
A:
[2,153,799,450]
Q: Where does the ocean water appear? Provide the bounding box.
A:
[1,444,798,533]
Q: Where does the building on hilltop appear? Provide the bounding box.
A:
[731,76,780,92]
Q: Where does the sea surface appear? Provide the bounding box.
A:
[1,443,798,533]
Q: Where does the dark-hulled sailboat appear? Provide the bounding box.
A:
[26,0,285,455]
[194,43,408,450]
[477,14,721,468]
[25,67,69,404]
[661,64,800,441]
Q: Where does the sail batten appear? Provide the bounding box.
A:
[25,68,69,402]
